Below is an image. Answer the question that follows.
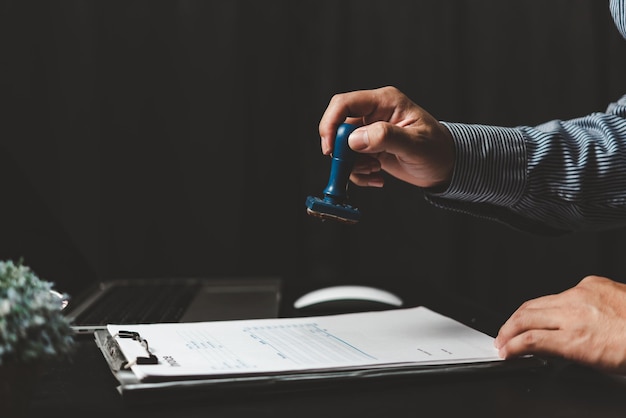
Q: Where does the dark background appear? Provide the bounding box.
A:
[2,0,626,318]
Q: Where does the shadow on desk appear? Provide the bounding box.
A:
[27,339,626,418]
[26,285,626,418]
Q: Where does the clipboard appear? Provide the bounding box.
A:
[94,307,549,404]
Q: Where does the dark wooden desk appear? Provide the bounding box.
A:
[25,286,626,418]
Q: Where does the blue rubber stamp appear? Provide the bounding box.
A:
[305,123,361,224]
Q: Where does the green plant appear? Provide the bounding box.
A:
[0,260,74,366]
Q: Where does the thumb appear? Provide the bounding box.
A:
[348,122,416,156]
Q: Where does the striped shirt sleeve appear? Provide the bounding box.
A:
[425,94,626,235]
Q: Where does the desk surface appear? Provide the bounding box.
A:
[25,285,626,418]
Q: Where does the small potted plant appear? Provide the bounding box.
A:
[0,259,74,416]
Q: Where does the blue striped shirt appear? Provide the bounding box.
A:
[426,1,626,235]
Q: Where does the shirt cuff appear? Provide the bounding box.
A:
[433,122,527,206]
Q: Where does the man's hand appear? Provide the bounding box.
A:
[319,86,455,190]
[495,275,626,374]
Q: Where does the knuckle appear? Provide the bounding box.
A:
[367,122,391,144]
[508,309,523,324]
[520,331,538,348]
[374,121,392,136]
[579,275,604,286]
[575,275,611,295]
[513,300,534,315]
[579,275,595,285]
[329,93,343,106]
[379,86,402,100]
[381,85,399,94]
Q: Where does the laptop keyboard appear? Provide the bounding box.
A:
[73,283,201,325]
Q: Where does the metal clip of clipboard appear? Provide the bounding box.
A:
[113,330,158,368]
[95,329,157,373]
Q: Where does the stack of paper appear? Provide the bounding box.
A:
[103,307,507,383]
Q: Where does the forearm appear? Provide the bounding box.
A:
[425,95,626,234]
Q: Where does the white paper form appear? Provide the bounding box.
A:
[107,306,502,382]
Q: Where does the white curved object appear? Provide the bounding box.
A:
[293,285,403,310]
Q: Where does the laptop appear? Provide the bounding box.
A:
[59,276,282,335]
[1,144,283,335]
